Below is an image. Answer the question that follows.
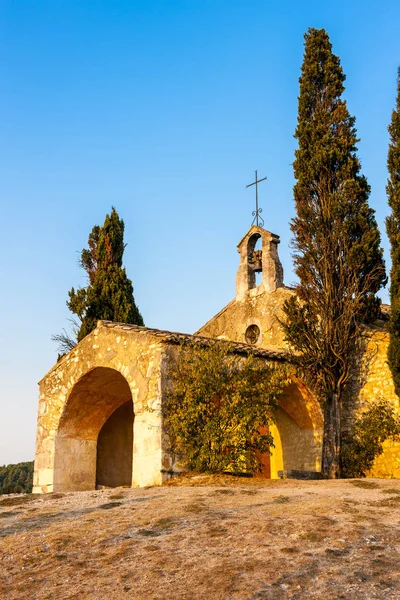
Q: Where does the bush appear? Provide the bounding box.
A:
[341,400,400,478]
[163,341,289,475]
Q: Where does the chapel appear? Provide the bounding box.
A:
[33,223,400,493]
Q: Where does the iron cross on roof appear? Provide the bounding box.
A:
[246,170,267,227]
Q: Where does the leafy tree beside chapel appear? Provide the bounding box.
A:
[54,208,144,355]
[163,341,289,475]
[283,28,386,478]
[386,68,400,396]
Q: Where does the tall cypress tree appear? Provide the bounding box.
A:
[283,29,386,478]
[54,208,144,353]
[386,68,400,396]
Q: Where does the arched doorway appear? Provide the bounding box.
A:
[269,380,323,478]
[53,367,134,492]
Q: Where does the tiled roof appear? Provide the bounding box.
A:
[99,321,290,362]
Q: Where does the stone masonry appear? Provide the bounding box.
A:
[34,321,289,493]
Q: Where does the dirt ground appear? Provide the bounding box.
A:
[1,475,400,600]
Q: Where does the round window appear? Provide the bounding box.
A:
[245,324,260,345]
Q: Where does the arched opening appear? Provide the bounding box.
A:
[268,380,323,478]
[54,367,134,492]
[96,400,134,488]
[247,233,263,289]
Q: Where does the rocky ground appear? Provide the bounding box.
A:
[1,475,400,599]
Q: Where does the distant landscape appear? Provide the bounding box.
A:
[0,462,33,495]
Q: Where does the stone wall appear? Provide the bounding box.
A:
[33,322,166,493]
[197,287,293,349]
[342,325,400,478]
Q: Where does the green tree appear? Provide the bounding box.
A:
[54,208,143,353]
[283,29,386,478]
[0,462,33,495]
[163,341,289,475]
[386,68,400,396]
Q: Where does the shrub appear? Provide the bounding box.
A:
[163,341,289,475]
[341,399,400,478]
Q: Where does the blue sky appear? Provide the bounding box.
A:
[1,0,399,464]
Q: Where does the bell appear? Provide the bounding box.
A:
[252,259,262,272]
[249,250,263,272]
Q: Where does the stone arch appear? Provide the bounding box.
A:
[269,379,323,478]
[54,367,134,492]
[34,323,166,494]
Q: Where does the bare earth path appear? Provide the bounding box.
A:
[1,476,400,600]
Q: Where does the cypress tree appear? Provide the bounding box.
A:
[283,29,386,478]
[54,208,144,352]
[386,68,400,396]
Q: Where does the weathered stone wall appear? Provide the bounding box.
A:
[342,326,400,478]
[197,287,293,348]
[34,322,167,493]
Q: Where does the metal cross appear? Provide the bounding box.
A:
[246,170,267,227]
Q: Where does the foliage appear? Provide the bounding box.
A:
[163,341,289,475]
[52,318,80,360]
[386,68,400,396]
[282,28,386,478]
[53,208,144,354]
[0,461,33,495]
[341,400,400,478]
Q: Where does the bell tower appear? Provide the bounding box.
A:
[236,225,284,300]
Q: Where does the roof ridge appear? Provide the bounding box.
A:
[98,321,290,361]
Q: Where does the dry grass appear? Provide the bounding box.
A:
[381,487,400,495]
[0,494,40,507]
[1,477,400,599]
[348,480,381,489]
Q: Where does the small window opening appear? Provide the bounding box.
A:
[245,324,260,345]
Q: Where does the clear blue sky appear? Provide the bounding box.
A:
[1,0,399,464]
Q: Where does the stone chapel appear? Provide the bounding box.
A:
[33,225,400,493]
